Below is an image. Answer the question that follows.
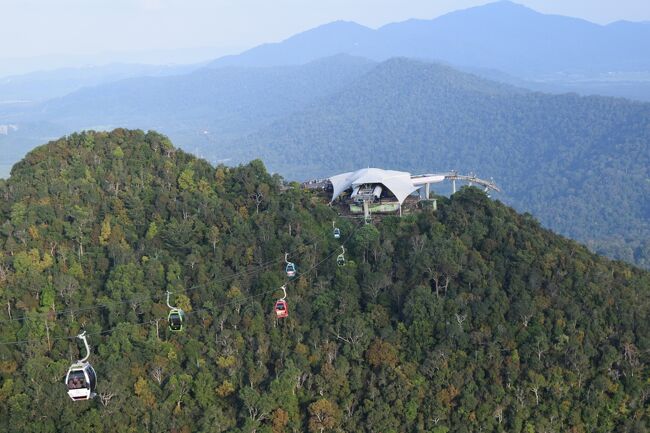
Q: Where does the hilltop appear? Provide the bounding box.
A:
[237,58,650,268]
[0,130,647,432]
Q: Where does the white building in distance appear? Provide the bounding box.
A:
[324,167,499,219]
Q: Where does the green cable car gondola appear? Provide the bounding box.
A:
[166,291,185,332]
[336,246,346,266]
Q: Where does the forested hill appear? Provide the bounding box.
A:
[238,58,650,269]
[3,57,649,269]
[0,130,648,433]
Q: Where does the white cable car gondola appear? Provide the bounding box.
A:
[65,332,97,401]
[332,221,341,239]
[284,253,296,277]
[166,291,185,332]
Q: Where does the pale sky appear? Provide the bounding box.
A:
[2,0,649,68]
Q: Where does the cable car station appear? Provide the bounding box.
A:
[303,168,500,221]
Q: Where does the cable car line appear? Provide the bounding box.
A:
[0,279,303,346]
[176,221,362,322]
[0,288,275,347]
[0,254,284,325]
[0,220,363,346]
[0,239,317,326]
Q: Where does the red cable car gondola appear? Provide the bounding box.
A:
[274,285,289,319]
[275,299,288,319]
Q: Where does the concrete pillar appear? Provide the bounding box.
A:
[363,200,370,223]
[418,185,430,200]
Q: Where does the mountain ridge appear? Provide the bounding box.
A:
[206,1,650,76]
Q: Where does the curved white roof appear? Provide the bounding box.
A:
[329,168,419,205]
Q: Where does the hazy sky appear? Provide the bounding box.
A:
[2,0,649,65]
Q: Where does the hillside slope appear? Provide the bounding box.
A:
[0,55,375,174]
[238,58,650,268]
[29,55,375,135]
[0,130,648,432]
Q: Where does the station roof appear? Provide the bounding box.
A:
[329,168,419,205]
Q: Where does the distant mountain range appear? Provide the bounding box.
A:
[33,55,374,134]
[208,1,650,78]
[3,1,650,106]
[0,55,375,175]
[0,63,203,103]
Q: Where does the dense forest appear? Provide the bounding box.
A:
[0,129,648,433]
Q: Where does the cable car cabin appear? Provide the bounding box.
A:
[168,308,185,332]
[333,228,341,239]
[285,262,296,277]
[65,362,97,401]
[275,300,289,319]
[337,254,346,266]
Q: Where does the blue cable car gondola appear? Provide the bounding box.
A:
[285,253,296,277]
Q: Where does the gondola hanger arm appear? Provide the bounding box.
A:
[77,331,91,363]
[166,291,175,309]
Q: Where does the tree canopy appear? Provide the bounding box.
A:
[0,129,647,432]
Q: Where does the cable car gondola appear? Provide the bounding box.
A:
[275,285,289,319]
[284,253,296,277]
[275,300,288,319]
[333,221,341,239]
[336,246,346,266]
[65,332,97,401]
[166,291,185,332]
